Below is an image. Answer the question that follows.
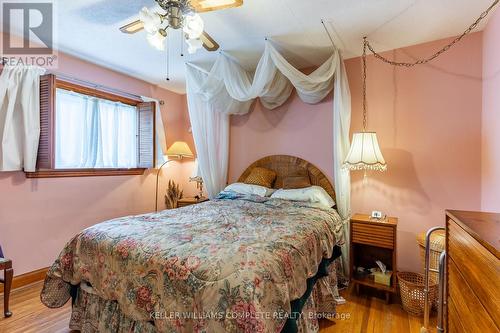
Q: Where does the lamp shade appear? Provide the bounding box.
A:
[166,141,194,159]
[343,132,387,171]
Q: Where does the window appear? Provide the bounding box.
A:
[55,89,138,169]
[25,74,156,178]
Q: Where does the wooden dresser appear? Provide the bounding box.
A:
[446,210,500,332]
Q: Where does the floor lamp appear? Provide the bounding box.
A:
[155,141,194,212]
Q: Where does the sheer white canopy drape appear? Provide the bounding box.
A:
[186,41,351,213]
[0,66,46,172]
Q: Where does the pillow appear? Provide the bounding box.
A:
[224,183,275,197]
[271,186,335,209]
[244,167,277,188]
[283,176,311,189]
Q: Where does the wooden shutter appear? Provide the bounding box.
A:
[137,102,156,168]
[37,74,56,169]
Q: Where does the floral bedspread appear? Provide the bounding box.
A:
[41,192,343,333]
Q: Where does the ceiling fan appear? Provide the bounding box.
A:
[120,0,243,53]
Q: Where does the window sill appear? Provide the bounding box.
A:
[25,168,147,178]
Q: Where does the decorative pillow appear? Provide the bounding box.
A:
[283,176,311,189]
[271,186,336,209]
[224,183,276,197]
[244,167,277,188]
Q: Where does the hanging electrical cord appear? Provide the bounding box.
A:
[364,0,499,67]
[362,39,368,131]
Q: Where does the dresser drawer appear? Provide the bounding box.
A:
[352,222,394,249]
[448,258,499,332]
[448,218,500,325]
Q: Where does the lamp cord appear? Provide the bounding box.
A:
[361,0,499,131]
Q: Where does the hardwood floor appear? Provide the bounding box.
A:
[319,287,437,333]
[0,281,73,333]
[0,282,436,333]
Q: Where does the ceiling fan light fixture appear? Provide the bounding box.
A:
[120,1,224,54]
[183,13,204,39]
[139,7,162,34]
[147,30,167,51]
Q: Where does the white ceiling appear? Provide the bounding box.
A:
[45,0,499,92]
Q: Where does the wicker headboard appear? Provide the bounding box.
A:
[238,155,336,203]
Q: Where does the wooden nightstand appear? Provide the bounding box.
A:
[177,197,209,208]
[350,213,398,303]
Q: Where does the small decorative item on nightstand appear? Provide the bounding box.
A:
[189,176,205,200]
[350,213,398,303]
[177,197,209,208]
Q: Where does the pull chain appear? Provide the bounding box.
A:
[166,42,170,81]
[180,31,184,57]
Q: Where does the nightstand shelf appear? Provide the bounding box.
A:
[177,197,209,208]
[350,213,398,303]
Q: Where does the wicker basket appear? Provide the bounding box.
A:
[397,272,438,316]
[416,230,445,283]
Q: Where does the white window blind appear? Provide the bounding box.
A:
[55,88,138,169]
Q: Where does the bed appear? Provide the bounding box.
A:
[41,155,345,333]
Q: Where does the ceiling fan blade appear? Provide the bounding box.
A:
[200,32,220,52]
[120,20,144,34]
[190,0,243,13]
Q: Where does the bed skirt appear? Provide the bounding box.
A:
[66,246,342,333]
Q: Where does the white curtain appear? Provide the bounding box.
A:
[0,66,46,172]
[55,89,138,169]
[186,41,351,212]
[141,96,168,167]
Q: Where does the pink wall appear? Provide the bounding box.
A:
[0,35,197,275]
[0,29,490,276]
[228,33,483,272]
[482,10,500,213]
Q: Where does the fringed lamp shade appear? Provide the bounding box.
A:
[343,132,387,171]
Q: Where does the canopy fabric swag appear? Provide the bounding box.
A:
[185,41,351,220]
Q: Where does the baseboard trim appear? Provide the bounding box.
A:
[0,267,48,294]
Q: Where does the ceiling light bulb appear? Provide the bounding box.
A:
[186,38,203,54]
[139,7,162,34]
[147,31,166,51]
[183,14,204,39]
